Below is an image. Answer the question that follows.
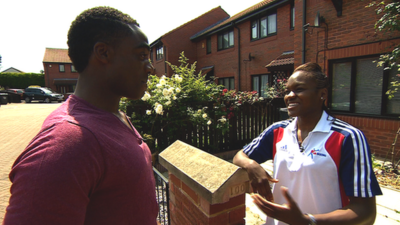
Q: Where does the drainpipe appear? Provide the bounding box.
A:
[46,63,50,88]
[302,0,307,64]
[233,23,241,91]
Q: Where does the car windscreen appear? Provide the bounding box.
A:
[42,89,54,94]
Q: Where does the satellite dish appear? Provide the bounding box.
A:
[314,11,320,27]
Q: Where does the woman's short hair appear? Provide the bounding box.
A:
[293,62,329,89]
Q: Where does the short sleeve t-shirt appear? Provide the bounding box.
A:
[4,95,159,225]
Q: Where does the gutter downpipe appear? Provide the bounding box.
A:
[45,63,50,89]
[302,0,306,64]
[233,22,241,91]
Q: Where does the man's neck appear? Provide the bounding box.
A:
[74,75,121,114]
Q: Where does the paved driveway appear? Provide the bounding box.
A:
[0,102,61,221]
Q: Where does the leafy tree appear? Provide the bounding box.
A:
[366,1,400,171]
[367,1,400,99]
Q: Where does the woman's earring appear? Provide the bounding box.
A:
[321,97,324,100]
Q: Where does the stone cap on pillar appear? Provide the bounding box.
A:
[159,140,250,204]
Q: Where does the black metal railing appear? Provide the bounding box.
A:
[153,166,170,225]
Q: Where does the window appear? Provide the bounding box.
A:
[219,77,235,90]
[387,67,400,114]
[206,37,211,54]
[59,64,65,72]
[290,5,295,29]
[71,65,77,73]
[156,45,164,60]
[330,56,399,116]
[251,13,277,40]
[217,30,234,51]
[252,74,270,97]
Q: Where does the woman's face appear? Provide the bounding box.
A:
[284,71,327,118]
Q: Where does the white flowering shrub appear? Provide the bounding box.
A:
[120,52,268,153]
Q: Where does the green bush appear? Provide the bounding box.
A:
[0,72,45,89]
[119,52,266,153]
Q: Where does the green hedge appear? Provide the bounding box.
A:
[0,73,45,89]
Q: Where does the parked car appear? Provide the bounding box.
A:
[7,89,24,100]
[23,87,64,103]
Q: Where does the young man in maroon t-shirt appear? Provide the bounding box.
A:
[3,7,158,225]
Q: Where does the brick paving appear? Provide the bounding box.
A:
[0,102,61,221]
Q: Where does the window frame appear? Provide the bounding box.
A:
[206,37,211,54]
[156,45,164,60]
[218,77,235,90]
[328,55,399,118]
[252,74,272,97]
[251,11,277,41]
[150,47,153,63]
[59,64,65,72]
[71,65,77,73]
[217,30,234,51]
[290,4,295,30]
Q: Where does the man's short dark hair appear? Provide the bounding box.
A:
[67,7,139,73]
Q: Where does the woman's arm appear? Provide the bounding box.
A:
[233,150,278,202]
[251,186,376,225]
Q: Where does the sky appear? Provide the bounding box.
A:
[0,0,263,73]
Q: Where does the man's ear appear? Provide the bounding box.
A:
[93,42,113,64]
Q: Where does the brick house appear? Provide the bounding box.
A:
[155,0,400,158]
[1,67,24,73]
[42,48,78,94]
[150,6,229,77]
[192,0,295,93]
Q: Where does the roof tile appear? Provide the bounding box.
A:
[193,0,278,38]
[265,51,294,67]
[43,48,71,63]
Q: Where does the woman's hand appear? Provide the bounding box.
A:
[251,186,310,225]
[233,150,278,201]
[245,160,278,202]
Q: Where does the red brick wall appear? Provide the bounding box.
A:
[336,115,400,159]
[43,62,78,91]
[168,173,246,225]
[196,3,294,91]
[196,33,238,87]
[295,0,400,68]
[152,7,229,77]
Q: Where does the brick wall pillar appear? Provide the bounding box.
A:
[159,141,250,225]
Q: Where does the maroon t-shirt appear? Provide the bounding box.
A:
[3,95,158,225]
